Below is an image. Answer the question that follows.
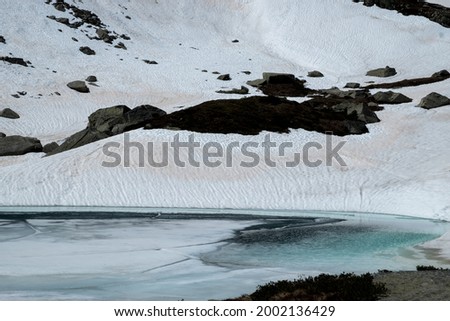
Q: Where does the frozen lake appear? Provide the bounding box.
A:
[0,208,449,300]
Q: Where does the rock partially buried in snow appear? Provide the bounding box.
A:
[0,108,20,119]
[79,46,96,55]
[67,81,90,93]
[86,75,97,82]
[217,74,231,81]
[373,91,412,104]
[366,66,397,78]
[48,104,166,155]
[0,135,43,157]
[344,82,360,89]
[418,92,450,110]
[42,142,60,154]
[216,86,249,95]
[432,70,450,78]
[248,73,311,97]
[307,70,324,78]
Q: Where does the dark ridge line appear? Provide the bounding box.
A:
[363,73,450,90]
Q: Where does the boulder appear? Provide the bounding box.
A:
[79,46,96,55]
[111,105,167,134]
[373,91,412,104]
[307,70,324,78]
[217,74,231,81]
[88,105,131,133]
[42,142,60,153]
[332,102,380,124]
[418,92,450,109]
[262,72,295,83]
[0,35,5,44]
[67,80,90,93]
[0,135,43,156]
[0,108,20,119]
[216,86,249,95]
[248,73,311,97]
[432,70,450,78]
[48,104,166,155]
[86,75,97,82]
[366,66,397,77]
[344,82,360,89]
[0,132,5,138]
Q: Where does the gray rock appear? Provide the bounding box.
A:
[217,74,231,81]
[0,135,43,156]
[88,105,131,133]
[373,91,412,104]
[79,46,96,55]
[366,66,397,77]
[47,128,109,156]
[0,108,20,119]
[216,86,249,95]
[262,72,295,83]
[432,70,450,78]
[49,104,166,155]
[0,132,5,138]
[344,82,360,89]
[67,80,90,93]
[332,102,380,124]
[42,142,60,153]
[307,70,324,78]
[114,42,127,50]
[143,60,158,65]
[418,92,450,109]
[0,35,5,44]
[86,75,97,82]
[111,105,167,134]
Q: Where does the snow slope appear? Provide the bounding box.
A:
[0,0,449,220]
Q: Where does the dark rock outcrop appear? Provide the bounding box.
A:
[366,66,397,78]
[0,108,20,119]
[216,86,249,95]
[79,46,96,55]
[146,96,379,136]
[67,81,90,93]
[332,101,380,124]
[248,73,313,97]
[356,0,450,29]
[0,36,5,44]
[0,56,30,67]
[0,133,5,138]
[48,104,166,155]
[373,91,412,104]
[0,136,43,156]
[364,70,450,89]
[418,92,450,109]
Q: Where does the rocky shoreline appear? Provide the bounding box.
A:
[375,270,450,301]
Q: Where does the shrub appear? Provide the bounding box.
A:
[249,273,388,301]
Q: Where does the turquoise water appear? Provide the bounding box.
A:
[0,208,448,300]
[202,218,446,273]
